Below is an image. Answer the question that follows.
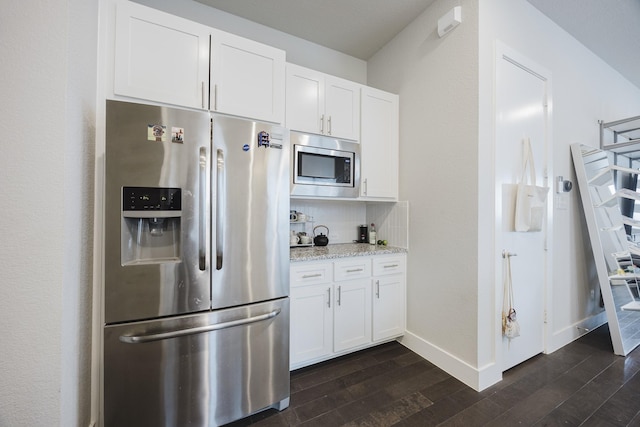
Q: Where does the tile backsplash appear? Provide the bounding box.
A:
[290,199,409,248]
[367,201,409,249]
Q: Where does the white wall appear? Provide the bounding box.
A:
[367,0,482,387]
[131,0,367,84]
[368,0,640,390]
[0,0,97,426]
[62,0,99,425]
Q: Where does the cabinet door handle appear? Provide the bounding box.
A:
[363,178,368,196]
[327,116,332,135]
[346,268,363,273]
[337,285,342,306]
[327,287,331,308]
[376,280,380,299]
[201,81,206,109]
[383,264,399,269]
[302,273,322,279]
[320,114,324,134]
[213,84,217,110]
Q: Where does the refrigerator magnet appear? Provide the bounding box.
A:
[148,124,166,142]
[171,127,184,143]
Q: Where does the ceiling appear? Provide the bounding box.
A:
[195,0,436,59]
[196,0,640,89]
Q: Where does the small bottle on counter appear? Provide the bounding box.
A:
[369,223,376,245]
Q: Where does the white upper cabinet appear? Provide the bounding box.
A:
[113,1,285,122]
[113,1,210,109]
[360,86,399,200]
[286,64,360,141]
[210,30,285,124]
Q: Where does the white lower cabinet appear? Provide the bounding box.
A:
[373,276,405,341]
[290,254,406,370]
[290,283,333,364]
[333,279,372,352]
[372,255,406,342]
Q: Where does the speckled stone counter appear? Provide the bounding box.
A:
[290,243,407,262]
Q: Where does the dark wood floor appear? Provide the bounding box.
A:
[227,325,640,426]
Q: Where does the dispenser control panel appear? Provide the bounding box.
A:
[123,187,181,211]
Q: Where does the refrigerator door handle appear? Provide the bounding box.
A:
[119,308,281,344]
[216,148,225,270]
[198,146,208,271]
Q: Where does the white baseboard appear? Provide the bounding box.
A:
[546,311,607,354]
[398,331,501,391]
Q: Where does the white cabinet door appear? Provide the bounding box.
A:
[360,86,399,200]
[211,30,285,124]
[290,284,333,366]
[286,64,360,141]
[333,279,372,352]
[114,1,210,109]
[373,275,406,341]
[286,64,324,135]
[325,76,360,141]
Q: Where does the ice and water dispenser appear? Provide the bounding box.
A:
[121,186,182,265]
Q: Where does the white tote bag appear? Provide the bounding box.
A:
[502,254,520,339]
[515,138,549,232]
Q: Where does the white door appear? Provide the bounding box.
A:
[325,76,360,141]
[210,30,285,124]
[334,279,372,352]
[372,275,405,341]
[113,1,210,109]
[290,284,333,366]
[360,87,399,199]
[285,64,324,135]
[495,43,551,371]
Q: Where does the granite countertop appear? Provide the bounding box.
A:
[290,243,407,262]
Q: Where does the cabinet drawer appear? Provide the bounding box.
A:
[291,262,332,287]
[372,255,405,276]
[334,258,371,282]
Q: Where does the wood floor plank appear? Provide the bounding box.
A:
[228,325,640,426]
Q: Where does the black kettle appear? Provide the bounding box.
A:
[313,225,329,246]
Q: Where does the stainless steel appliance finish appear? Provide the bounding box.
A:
[104,298,289,427]
[212,116,290,309]
[105,101,211,324]
[290,131,360,198]
[103,100,290,427]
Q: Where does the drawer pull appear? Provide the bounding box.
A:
[346,268,364,273]
[376,280,380,299]
[302,273,322,279]
[327,287,331,308]
[383,264,399,269]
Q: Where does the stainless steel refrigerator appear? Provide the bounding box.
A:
[102,100,290,427]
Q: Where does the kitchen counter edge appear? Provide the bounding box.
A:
[290,243,407,262]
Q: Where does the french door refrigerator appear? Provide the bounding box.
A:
[103,100,290,427]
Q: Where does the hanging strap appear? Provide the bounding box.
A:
[519,138,537,186]
[503,255,515,314]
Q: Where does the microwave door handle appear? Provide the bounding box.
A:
[216,148,224,270]
[198,147,208,270]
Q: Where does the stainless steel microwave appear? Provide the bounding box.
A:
[290,132,360,198]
